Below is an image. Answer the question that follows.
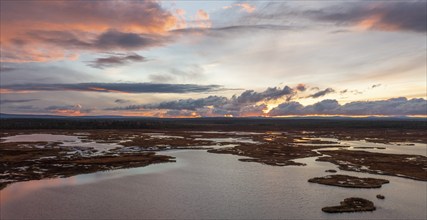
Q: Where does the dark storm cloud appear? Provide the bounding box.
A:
[269,97,427,116]
[1,83,223,94]
[307,88,335,98]
[306,1,427,32]
[88,53,146,69]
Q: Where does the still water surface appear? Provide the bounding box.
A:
[1,149,426,219]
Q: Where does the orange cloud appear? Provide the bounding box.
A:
[0,89,34,94]
[223,3,256,13]
[309,2,426,33]
[195,9,212,28]
[234,3,256,13]
[0,0,178,62]
[51,109,86,116]
[356,14,401,31]
[174,9,187,29]
[46,104,92,116]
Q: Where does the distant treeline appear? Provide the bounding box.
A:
[1,118,426,131]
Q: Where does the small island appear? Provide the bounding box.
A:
[322,197,376,213]
[308,174,390,188]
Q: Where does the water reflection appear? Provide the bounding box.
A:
[1,150,426,219]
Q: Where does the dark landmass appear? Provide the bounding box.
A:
[2,118,426,146]
[353,146,386,150]
[208,142,347,166]
[322,197,376,213]
[308,174,389,188]
[1,118,426,190]
[325,169,337,173]
[1,117,426,134]
[0,139,174,190]
[376,194,385,199]
[317,150,427,181]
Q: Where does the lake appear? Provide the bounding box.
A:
[1,147,426,219]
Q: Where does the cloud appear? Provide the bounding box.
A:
[296,83,307,92]
[195,9,211,28]
[339,97,426,115]
[224,3,256,13]
[163,110,200,118]
[1,83,223,94]
[109,96,228,111]
[174,9,187,29]
[108,85,300,117]
[171,24,296,37]
[1,1,176,34]
[371,84,381,88]
[269,97,427,116]
[87,53,146,69]
[25,29,168,51]
[268,102,304,115]
[0,99,38,104]
[234,3,256,13]
[304,99,341,114]
[4,103,92,116]
[114,99,130,104]
[105,83,425,117]
[306,1,427,32]
[0,66,17,72]
[1,0,177,62]
[92,30,166,50]
[232,86,295,104]
[45,104,92,116]
[307,88,335,98]
[340,89,363,95]
[242,1,426,33]
[148,74,176,83]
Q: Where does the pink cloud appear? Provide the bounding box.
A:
[0,0,178,62]
[195,9,212,28]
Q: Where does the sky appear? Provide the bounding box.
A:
[0,0,426,117]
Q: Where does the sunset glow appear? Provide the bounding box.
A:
[1,0,426,117]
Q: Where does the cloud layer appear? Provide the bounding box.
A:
[269,98,426,116]
[1,0,176,62]
[1,83,223,94]
[107,85,426,117]
[108,85,304,116]
[306,1,427,32]
[87,53,146,69]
